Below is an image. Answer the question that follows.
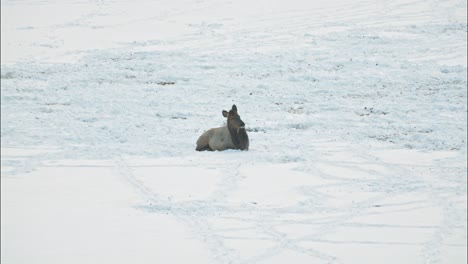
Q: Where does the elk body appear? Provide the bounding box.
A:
[196,105,249,151]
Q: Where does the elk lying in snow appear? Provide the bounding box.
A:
[196,105,249,151]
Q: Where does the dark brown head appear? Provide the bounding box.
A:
[222,105,245,131]
[222,105,249,150]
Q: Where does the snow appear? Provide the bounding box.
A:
[1,0,467,263]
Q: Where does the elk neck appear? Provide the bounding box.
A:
[227,125,248,150]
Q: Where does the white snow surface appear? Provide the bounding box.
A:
[1,0,467,263]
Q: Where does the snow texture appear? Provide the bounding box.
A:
[1,0,467,263]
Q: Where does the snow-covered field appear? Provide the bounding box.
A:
[1,0,467,263]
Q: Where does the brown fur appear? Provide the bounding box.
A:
[196,105,249,151]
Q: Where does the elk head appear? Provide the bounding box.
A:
[222,105,249,150]
[222,105,245,132]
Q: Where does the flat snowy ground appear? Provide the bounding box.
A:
[1,0,467,263]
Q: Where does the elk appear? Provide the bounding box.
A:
[196,105,249,151]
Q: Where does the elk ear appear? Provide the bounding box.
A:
[222,110,229,117]
[231,105,237,112]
